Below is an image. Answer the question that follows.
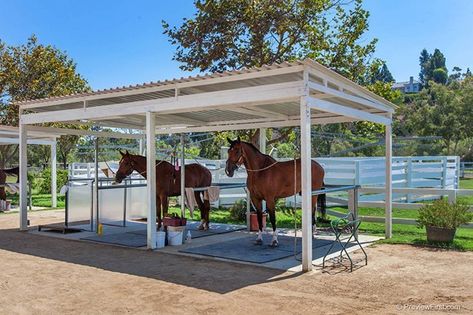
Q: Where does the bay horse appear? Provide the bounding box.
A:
[0,167,19,201]
[225,138,325,247]
[114,151,212,230]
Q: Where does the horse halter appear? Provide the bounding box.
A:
[235,153,245,168]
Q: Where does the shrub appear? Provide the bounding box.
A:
[229,199,247,221]
[417,199,473,229]
[39,168,68,194]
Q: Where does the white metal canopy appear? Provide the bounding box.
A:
[17,59,396,272]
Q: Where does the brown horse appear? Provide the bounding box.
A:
[114,151,212,229]
[0,167,19,201]
[225,138,325,247]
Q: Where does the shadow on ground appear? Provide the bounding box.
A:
[0,224,297,294]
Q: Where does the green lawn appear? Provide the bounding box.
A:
[3,178,473,250]
[6,193,65,209]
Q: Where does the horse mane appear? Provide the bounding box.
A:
[241,141,276,164]
[129,153,171,167]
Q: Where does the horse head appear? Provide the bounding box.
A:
[225,136,243,177]
[115,150,135,183]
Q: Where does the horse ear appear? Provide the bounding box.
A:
[119,150,125,156]
[237,136,241,143]
[227,137,233,144]
[125,150,130,155]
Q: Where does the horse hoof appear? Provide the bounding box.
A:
[269,240,279,248]
[254,239,263,245]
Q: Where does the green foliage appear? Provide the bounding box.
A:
[38,168,68,194]
[418,48,448,87]
[276,142,297,158]
[432,68,448,84]
[229,199,247,221]
[0,35,90,168]
[366,59,395,84]
[417,199,473,229]
[419,48,430,85]
[396,80,473,156]
[163,0,377,82]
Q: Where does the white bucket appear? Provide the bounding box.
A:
[167,226,185,246]
[156,231,166,248]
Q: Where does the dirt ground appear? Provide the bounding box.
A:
[0,210,472,315]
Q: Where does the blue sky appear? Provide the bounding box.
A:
[1,0,472,90]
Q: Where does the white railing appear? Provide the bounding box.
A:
[70,156,461,206]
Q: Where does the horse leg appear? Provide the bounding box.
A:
[194,191,207,230]
[161,195,169,219]
[311,195,318,233]
[156,195,162,230]
[266,198,278,247]
[318,193,328,220]
[203,196,211,229]
[251,197,264,245]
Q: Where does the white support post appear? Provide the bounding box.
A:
[139,138,144,155]
[94,137,99,232]
[51,140,57,208]
[259,128,266,154]
[300,71,313,272]
[456,156,460,189]
[406,158,413,203]
[180,134,186,218]
[19,122,28,230]
[146,112,157,249]
[385,124,393,239]
[259,128,267,211]
[442,157,448,189]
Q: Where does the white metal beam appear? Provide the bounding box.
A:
[26,126,144,139]
[154,115,356,135]
[0,138,56,145]
[21,81,304,124]
[307,96,391,125]
[146,112,157,249]
[306,62,396,111]
[308,81,393,114]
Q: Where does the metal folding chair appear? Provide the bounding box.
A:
[322,212,367,272]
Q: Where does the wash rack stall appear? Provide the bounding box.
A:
[17,59,396,272]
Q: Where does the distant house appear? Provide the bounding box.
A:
[392,76,421,93]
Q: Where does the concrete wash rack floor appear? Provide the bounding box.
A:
[31,220,380,272]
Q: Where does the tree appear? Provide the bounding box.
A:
[419,48,448,87]
[449,66,463,82]
[430,49,447,72]
[0,36,90,167]
[432,68,448,84]
[419,48,430,85]
[163,0,377,82]
[163,0,380,153]
[367,59,395,84]
[398,82,467,155]
[466,68,472,78]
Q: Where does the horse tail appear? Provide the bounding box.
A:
[318,182,327,217]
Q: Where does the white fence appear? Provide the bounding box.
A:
[69,155,460,207]
[317,156,460,204]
